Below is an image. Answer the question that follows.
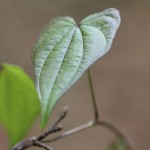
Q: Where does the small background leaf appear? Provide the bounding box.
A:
[108,139,126,150]
[0,63,40,148]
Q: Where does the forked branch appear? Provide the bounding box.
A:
[12,69,132,150]
[12,107,68,150]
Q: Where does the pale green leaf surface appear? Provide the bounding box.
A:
[32,8,121,127]
[0,64,40,148]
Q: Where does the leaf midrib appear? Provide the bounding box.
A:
[44,27,77,120]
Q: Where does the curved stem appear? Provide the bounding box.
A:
[34,141,53,150]
[43,120,132,150]
[12,108,67,150]
[87,69,132,150]
[43,121,95,143]
[87,69,99,122]
[13,69,133,150]
[98,120,132,150]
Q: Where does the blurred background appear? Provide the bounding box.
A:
[0,0,150,150]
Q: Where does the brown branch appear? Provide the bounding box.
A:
[33,141,53,150]
[12,106,132,150]
[43,120,95,143]
[12,70,133,150]
[12,107,68,150]
[43,120,132,150]
[37,107,68,141]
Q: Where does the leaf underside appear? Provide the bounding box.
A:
[32,8,121,128]
[0,64,40,148]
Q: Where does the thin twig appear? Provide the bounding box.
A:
[43,120,132,150]
[12,108,68,150]
[43,120,95,143]
[34,141,53,150]
[12,137,36,150]
[43,69,132,150]
[37,107,68,141]
[87,69,132,150]
[87,69,99,122]
[12,69,133,150]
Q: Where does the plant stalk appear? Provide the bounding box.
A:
[43,120,95,143]
[13,69,132,150]
[87,69,99,122]
[98,120,132,150]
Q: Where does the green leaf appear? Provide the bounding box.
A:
[0,64,40,148]
[108,139,126,150]
[32,8,121,127]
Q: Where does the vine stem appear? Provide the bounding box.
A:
[43,69,132,150]
[43,120,132,150]
[12,108,68,150]
[87,69,99,122]
[13,68,133,150]
[98,121,132,150]
[43,121,95,143]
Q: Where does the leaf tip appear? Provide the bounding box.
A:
[40,109,49,129]
[41,117,48,129]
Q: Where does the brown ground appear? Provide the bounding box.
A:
[0,0,150,150]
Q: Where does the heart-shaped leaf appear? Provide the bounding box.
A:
[0,64,40,148]
[32,8,121,128]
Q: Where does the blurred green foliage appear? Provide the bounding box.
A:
[0,64,40,149]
